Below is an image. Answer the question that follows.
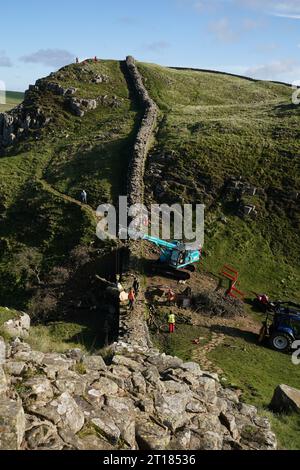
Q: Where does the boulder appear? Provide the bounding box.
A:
[154,392,191,432]
[3,313,31,339]
[88,377,119,397]
[136,416,170,450]
[190,431,223,450]
[42,353,74,378]
[21,377,54,405]
[103,406,136,448]
[50,392,84,434]
[91,413,121,445]
[25,414,64,450]
[54,370,87,396]
[4,361,27,376]
[112,354,143,371]
[13,350,44,365]
[0,398,25,450]
[82,355,107,371]
[0,365,8,394]
[270,384,300,414]
[0,336,6,365]
[79,434,113,450]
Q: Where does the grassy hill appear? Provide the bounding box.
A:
[0,91,24,112]
[139,62,300,302]
[0,60,140,308]
[1,59,300,449]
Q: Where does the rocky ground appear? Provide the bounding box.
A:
[0,331,277,451]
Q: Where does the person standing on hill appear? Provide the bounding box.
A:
[80,190,87,204]
[128,288,135,311]
[168,311,176,334]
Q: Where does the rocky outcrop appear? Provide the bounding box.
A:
[0,336,277,451]
[2,313,30,339]
[0,104,51,149]
[270,384,300,414]
[125,56,158,206]
[67,95,122,117]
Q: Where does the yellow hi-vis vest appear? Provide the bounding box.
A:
[168,313,175,324]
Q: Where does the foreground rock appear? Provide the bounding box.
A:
[271,384,300,414]
[0,399,25,450]
[0,335,277,451]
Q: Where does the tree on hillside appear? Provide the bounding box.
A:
[11,247,43,288]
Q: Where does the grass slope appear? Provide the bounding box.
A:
[0,91,24,112]
[138,62,300,302]
[0,60,140,308]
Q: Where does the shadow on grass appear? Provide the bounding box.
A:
[210,324,260,346]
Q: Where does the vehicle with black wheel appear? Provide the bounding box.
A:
[258,301,300,353]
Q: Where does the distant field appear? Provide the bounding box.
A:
[0,91,24,112]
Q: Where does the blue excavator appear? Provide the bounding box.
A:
[139,234,202,280]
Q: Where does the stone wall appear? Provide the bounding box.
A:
[125,56,158,207]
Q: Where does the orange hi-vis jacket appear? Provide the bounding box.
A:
[128,291,135,301]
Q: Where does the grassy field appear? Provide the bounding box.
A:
[210,335,300,450]
[0,91,24,112]
[139,62,300,302]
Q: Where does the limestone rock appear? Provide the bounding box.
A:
[82,355,107,371]
[91,413,121,445]
[3,313,30,339]
[136,416,170,450]
[0,398,25,450]
[55,370,87,396]
[50,392,84,434]
[21,377,54,405]
[0,336,6,365]
[4,361,27,376]
[13,350,44,365]
[0,365,8,394]
[270,384,300,414]
[25,414,63,450]
[88,377,119,397]
[79,433,114,450]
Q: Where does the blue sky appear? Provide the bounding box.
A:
[1,0,300,91]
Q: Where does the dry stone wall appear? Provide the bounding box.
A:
[125,56,158,207]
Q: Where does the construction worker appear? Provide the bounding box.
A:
[167,288,176,306]
[168,311,176,334]
[80,190,87,204]
[133,277,140,295]
[128,288,135,311]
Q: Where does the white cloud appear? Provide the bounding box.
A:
[245,59,300,81]
[273,13,300,19]
[184,0,300,18]
[0,50,12,67]
[144,41,170,52]
[209,17,238,42]
[20,49,74,68]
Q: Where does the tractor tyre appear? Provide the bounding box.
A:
[270,332,293,353]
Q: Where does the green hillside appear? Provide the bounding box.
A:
[0,60,140,308]
[138,62,300,301]
[1,59,300,449]
[0,91,24,112]
[1,59,299,308]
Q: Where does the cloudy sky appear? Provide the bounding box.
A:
[1,0,300,91]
